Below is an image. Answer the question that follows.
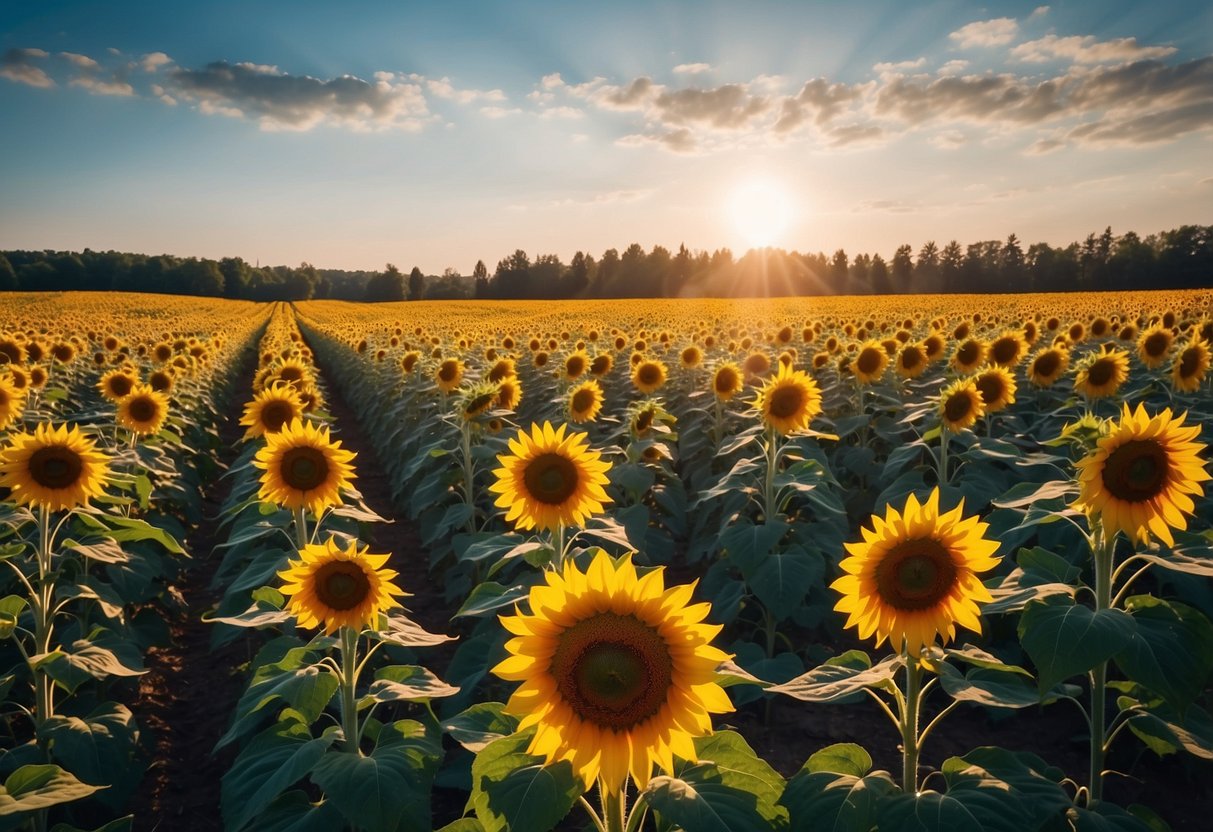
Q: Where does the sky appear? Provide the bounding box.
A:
[1,0,1210,273]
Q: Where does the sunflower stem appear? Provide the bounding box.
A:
[937,428,950,485]
[339,627,361,754]
[459,420,477,533]
[1088,525,1114,805]
[901,653,922,794]
[602,781,626,832]
[293,506,309,550]
[763,429,779,522]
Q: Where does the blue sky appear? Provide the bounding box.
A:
[1,1,1210,273]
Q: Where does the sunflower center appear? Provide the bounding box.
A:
[523,453,579,505]
[714,368,739,393]
[438,362,458,382]
[466,392,495,415]
[768,384,805,419]
[1102,439,1169,503]
[571,388,596,413]
[991,339,1019,364]
[313,561,371,611]
[944,391,973,423]
[856,349,882,375]
[128,396,158,424]
[1143,332,1169,358]
[638,365,661,385]
[1087,358,1115,387]
[975,375,1004,406]
[901,348,923,370]
[280,446,330,492]
[108,376,134,398]
[957,341,980,365]
[567,356,586,377]
[876,538,958,610]
[29,445,84,490]
[1034,352,1060,377]
[261,400,296,432]
[1179,348,1200,378]
[551,612,673,731]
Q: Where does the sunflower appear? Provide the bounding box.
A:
[241,383,305,439]
[1074,345,1129,400]
[1136,325,1173,370]
[489,422,611,532]
[951,338,987,375]
[564,351,590,381]
[755,363,822,436]
[568,380,604,424]
[254,418,357,514]
[461,382,500,421]
[712,363,743,401]
[117,384,169,436]
[98,368,139,402]
[149,368,175,393]
[277,537,407,634]
[632,359,668,395]
[589,354,613,377]
[488,357,516,383]
[1171,337,1210,393]
[496,377,523,411]
[939,378,985,433]
[680,345,703,369]
[1075,403,1209,547]
[895,343,928,379]
[988,331,1027,368]
[0,376,25,431]
[0,423,111,512]
[852,341,889,385]
[1027,347,1069,388]
[493,551,733,792]
[435,359,464,393]
[831,489,1000,655]
[973,366,1017,414]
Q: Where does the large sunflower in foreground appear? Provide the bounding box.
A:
[241,382,305,439]
[0,423,111,512]
[278,537,406,634]
[254,418,357,514]
[1074,402,1209,546]
[117,384,170,436]
[493,551,733,792]
[489,421,611,532]
[831,488,1000,655]
[755,363,822,435]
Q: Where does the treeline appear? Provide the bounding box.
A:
[1,224,1208,301]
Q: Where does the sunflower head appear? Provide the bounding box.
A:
[568,380,604,424]
[435,359,465,393]
[489,422,611,532]
[896,343,928,379]
[680,345,703,369]
[951,338,987,375]
[0,423,111,512]
[589,354,613,377]
[712,363,743,401]
[989,331,1027,368]
[253,418,357,514]
[278,537,407,634]
[831,488,1000,655]
[1137,325,1174,369]
[461,381,501,421]
[939,377,986,433]
[853,341,889,385]
[117,384,170,436]
[754,363,822,436]
[1074,345,1129,400]
[973,366,1018,414]
[0,376,26,431]
[631,359,668,395]
[1171,337,1210,393]
[98,368,139,402]
[1075,402,1209,546]
[1028,347,1069,388]
[241,382,305,440]
[564,351,590,381]
[496,377,523,412]
[493,551,733,792]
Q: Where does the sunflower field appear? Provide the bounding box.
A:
[0,289,1211,832]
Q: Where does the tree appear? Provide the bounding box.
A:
[175,258,225,296]
[915,241,940,293]
[830,249,849,291]
[364,263,406,302]
[890,245,914,291]
[1000,234,1025,286]
[473,259,489,298]
[0,254,16,291]
[408,266,424,301]
[870,254,891,294]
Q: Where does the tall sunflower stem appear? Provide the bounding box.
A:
[339,627,361,754]
[293,506,309,550]
[33,506,56,745]
[601,782,626,832]
[459,421,477,533]
[937,429,950,485]
[763,430,779,522]
[1088,527,1114,805]
[901,654,923,795]
[553,523,567,570]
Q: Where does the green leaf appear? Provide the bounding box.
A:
[805,744,871,777]
[1127,701,1213,760]
[942,644,1031,677]
[875,790,979,831]
[644,731,788,832]
[941,747,1072,830]
[454,582,531,619]
[1018,600,1137,692]
[1140,548,1213,577]
[49,818,133,832]
[43,703,139,808]
[33,640,146,695]
[437,822,486,832]
[217,661,338,749]
[246,790,346,832]
[747,546,822,621]
[75,513,184,554]
[368,614,456,649]
[443,703,517,753]
[470,731,582,832]
[0,596,27,639]
[770,653,901,703]
[936,663,1040,709]
[310,720,440,832]
[0,764,102,816]
[720,520,789,575]
[364,665,460,704]
[1114,595,1213,711]
[778,769,895,832]
[221,720,338,832]
[714,659,772,689]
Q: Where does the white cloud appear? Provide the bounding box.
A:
[426,76,507,104]
[874,58,926,74]
[1030,6,1050,19]
[479,105,521,118]
[673,62,712,75]
[930,130,968,149]
[70,75,135,96]
[0,48,54,88]
[141,52,172,73]
[1012,35,1177,65]
[949,18,1019,48]
[538,105,584,119]
[60,52,98,69]
[938,60,970,76]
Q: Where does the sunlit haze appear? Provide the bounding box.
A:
[1,1,1210,273]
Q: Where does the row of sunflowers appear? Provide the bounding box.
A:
[0,293,267,830]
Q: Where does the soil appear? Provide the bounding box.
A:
[124,328,1211,831]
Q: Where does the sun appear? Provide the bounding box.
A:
[727,177,794,249]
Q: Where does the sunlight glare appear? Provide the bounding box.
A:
[727,178,795,249]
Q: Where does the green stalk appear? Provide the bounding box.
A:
[938,428,950,485]
[1088,527,1114,804]
[901,654,922,794]
[293,506,309,550]
[763,429,779,522]
[33,506,55,832]
[602,782,626,832]
[460,420,477,533]
[339,627,361,754]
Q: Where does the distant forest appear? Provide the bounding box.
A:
[1,224,1209,301]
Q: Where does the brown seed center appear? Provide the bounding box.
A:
[261,400,296,433]
[944,391,973,423]
[1102,439,1169,503]
[768,384,805,420]
[313,561,371,611]
[29,445,84,490]
[523,452,579,505]
[875,538,958,611]
[280,446,330,492]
